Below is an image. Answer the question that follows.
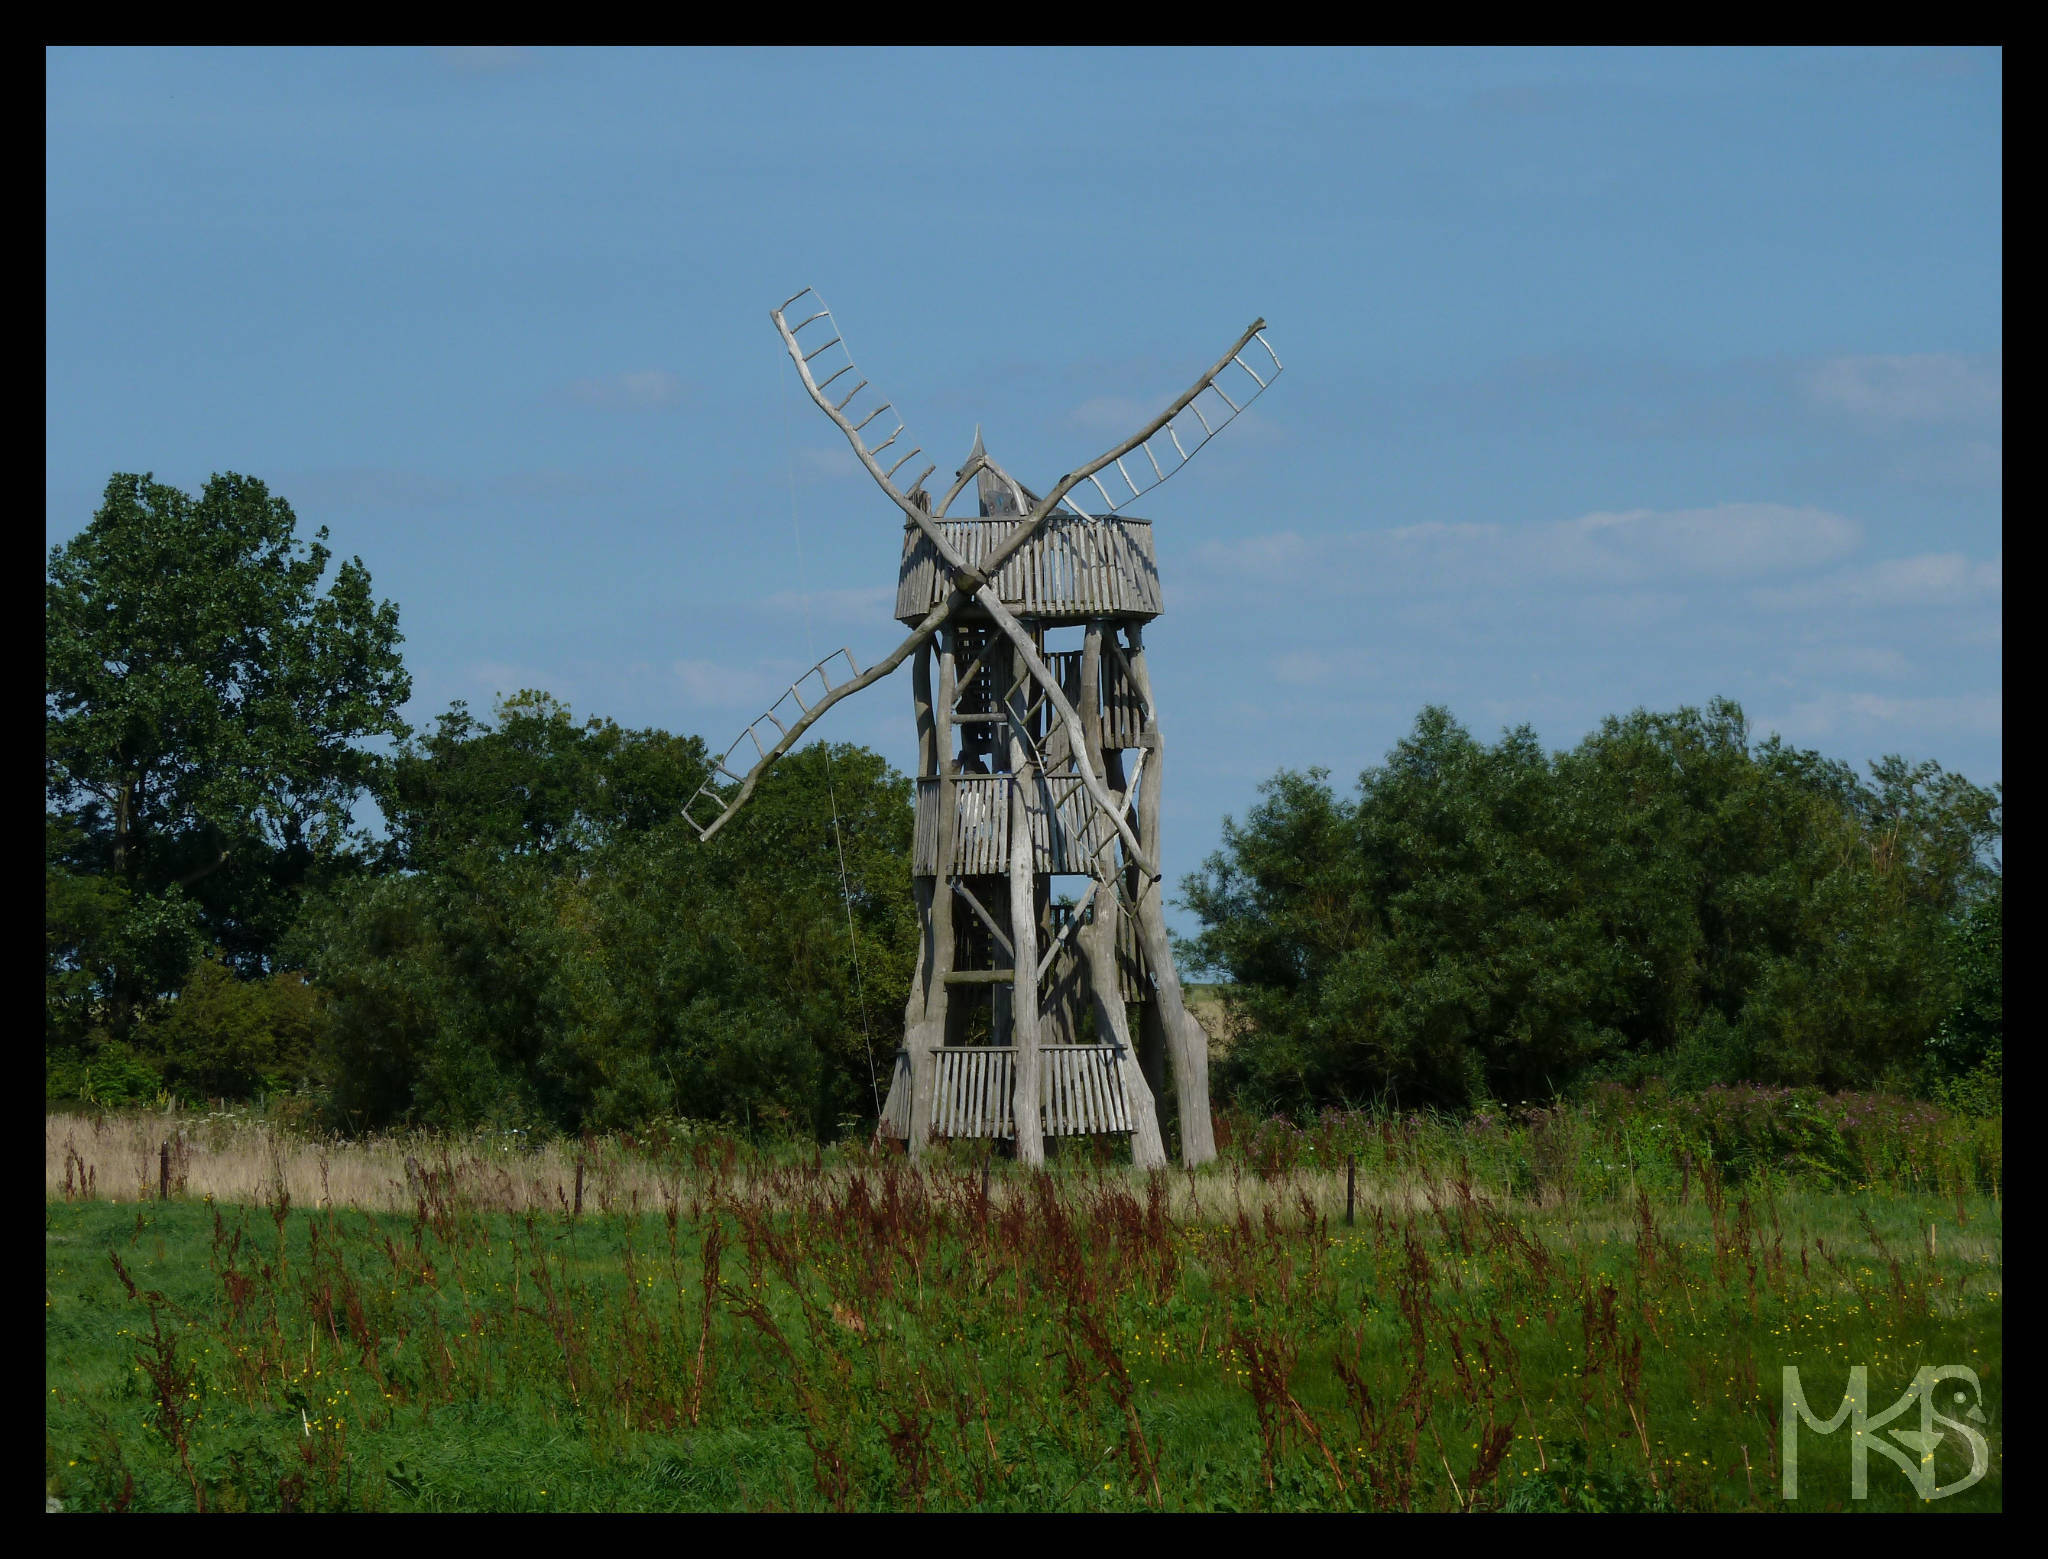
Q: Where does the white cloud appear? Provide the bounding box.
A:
[566,369,685,409]
[1271,650,1372,687]
[1784,646,1913,680]
[670,658,784,710]
[1885,438,2003,490]
[1751,554,2002,612]
[1554,503,1861,579]
[1773,689,2003,740]
[1801,354,2001,426]
[762,585,896,626]
[1196,502,1862,598]
[1068,394,1170,437]
[793,446,862,482]
[275,467,463,509]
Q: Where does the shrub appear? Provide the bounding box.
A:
[149,956,323,1101]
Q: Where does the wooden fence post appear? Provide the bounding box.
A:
[573,1158,585,1217]
[1345,1154,1355,1227]
[159,1139,170,1202]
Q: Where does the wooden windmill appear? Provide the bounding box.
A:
[685,290,1281,1169]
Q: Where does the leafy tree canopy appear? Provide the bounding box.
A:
[46,472,410,1020]
[298,701,914,1140]
[1182,700,2001,1112]
[381,690,710,874]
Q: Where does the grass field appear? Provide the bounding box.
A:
[45,1095,2001,1512]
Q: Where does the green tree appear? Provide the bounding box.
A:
[298,694,915,1139]
[1183,700,2001,1111]
[1924,882,2001,1114]
[46,472,410,1041]
[151,955,325,1102]
[381,690,708,873]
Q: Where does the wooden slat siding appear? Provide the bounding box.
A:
[917,776,1120,876]
[958,1049,974,1137]
[1087,1050,1114,1133]
[1101,649,1145,751]
[1073,1049,1099,1133]
[1082,1048,1109,1132]
[954,776,1009,876]
[1065,1049,1087,1134]
[1078,1048,1106,1133]
[1035,646,1141,750]
[931,1047,1132,1137]
[1107,1048,1133,1131]
[894,516,1164,626]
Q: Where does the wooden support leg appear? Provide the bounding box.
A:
[1084,883,1167,1169]
[1130,878,1215,1166]
[1138,999,1169,1139]
[1005,652,1045,1168]
[905,635,952,1159]
[905,876,948,1158]
[1122,626,1216,1167]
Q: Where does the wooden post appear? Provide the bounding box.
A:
[1122,625,1217,1166]
[1004,642,1045,1168]
[159,1139,170,1202]
[1346,1155,1356,1226]
[1081,619,1167,1170]
[573,1158,584,1217]
[905,633,954,1159]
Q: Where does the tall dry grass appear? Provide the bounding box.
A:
[48,1109,1544,1225]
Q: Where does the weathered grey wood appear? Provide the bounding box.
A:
[1005,641,1046,1168]
[1077,616,1169,1169]
[897,507,1153,879]
[905,634,949,1158]
[696,585,966,842]
[1122,625,1217,1166]
[895,517,1163,625]
[1042,925,1085,1047]
[770,302,1257,880]
[913,635,937,780]
[1079,624,1105,773]
[725,294,1283,1162]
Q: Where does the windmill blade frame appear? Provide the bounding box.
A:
[696,300,1279,869]
[1042,319,1280,521]
[772,288,938,515]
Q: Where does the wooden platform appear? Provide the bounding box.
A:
[895,515,1163,625]
[879,1044,1136,1141]
[913,775,1124,875]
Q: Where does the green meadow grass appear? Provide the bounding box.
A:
[46,1136,2000,1512]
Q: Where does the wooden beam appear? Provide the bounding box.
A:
[1122,624,1216,1167]
[907,633,954,1158]
[1081,618,1167,1169]
[1005,640,1046,1168]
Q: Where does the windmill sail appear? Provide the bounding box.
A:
[1055,328,1282,520]
[773,288,936,509]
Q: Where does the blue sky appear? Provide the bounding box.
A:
[47,46,2002,920]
